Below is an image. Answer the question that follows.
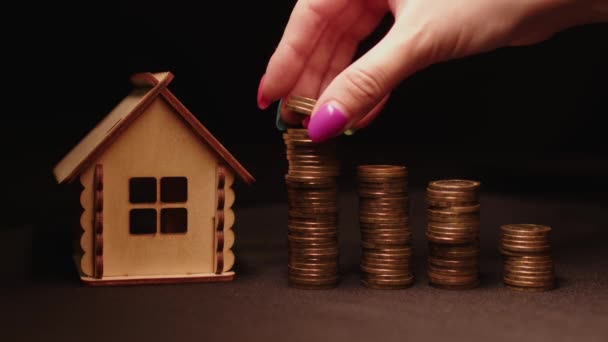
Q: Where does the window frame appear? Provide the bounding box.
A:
[128,177,189,235]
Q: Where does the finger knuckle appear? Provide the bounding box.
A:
[343,67,386,104]
[305,0,330,21]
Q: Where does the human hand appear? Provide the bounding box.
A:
[258,0,608,142]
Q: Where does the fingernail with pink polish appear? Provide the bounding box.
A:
[257,75,271,110]
[307,103,348,143]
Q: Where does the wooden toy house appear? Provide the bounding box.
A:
[53,71,255,285]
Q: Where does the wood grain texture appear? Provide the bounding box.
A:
[93,164,103,278]
[91,98,221,276]
[157,87,254,185]
[54,73,173,184]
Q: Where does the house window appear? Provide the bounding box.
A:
[129,177,156,203]
[161,177,188,203]
[129,177,188,235]
[161,208,188,233]
[130,209,157,234]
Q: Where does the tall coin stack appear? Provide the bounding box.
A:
[426,179,481,290]
[357,165,414,289]
[282,95,341,290]
[499,224,555,292]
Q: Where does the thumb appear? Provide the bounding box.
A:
[307,21,426,142]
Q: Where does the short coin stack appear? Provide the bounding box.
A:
[426,179,481,290]
[357,165,414,289]
[283,124,341,290]
[500,224,555,291]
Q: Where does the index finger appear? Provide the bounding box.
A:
[262,0,350,101]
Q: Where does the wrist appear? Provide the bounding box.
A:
[558,0,608,25]
[531,0,608,28]
[507,0,606,46]
[586,0,608,23]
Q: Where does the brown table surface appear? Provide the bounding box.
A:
[2,188,607,342]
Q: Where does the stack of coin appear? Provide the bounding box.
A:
[283,123,341,289]
[357,165,414,289]
[284,95,315,116]
[426,179,481,290]
[500,224,555,291]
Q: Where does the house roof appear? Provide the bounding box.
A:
[53,71,255,185]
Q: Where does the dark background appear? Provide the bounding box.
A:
[8,1,608,199]
[2,2,608,341]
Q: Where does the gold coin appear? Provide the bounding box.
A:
[359,222,409,230]
[288,230,338,238]
[503,277,554,288]
[362,257,411,266]
[359,199,409,207]
[429,257,478,267]
[428,209,480,219]
[288,199,338,207]
[357,165,407,176]
[505,262,554,271]
[426,229,478,238]
[360,216,408,224]
[426,188,479,198]
[360,264,412,275]
[361,227,411,234]
[500,224,551,235]
[364,251,413,259]
[288,227,338,235]
[433,204,481,213]
[501,235,549,243]
[427,234,478,244]
[426,195,479,204]
[501,243,550,253]
[506,284,554,292]
[286,99,316,108]
[427,274,479,286]
[361,260,411,269]
[288,268,338,278]
[428,179,480,192]
[428,264,478,276]
[429,247,479,259]
[286,95,317,105]
[361,276,415,287]
[427,224,479,233]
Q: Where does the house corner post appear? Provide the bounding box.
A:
[214,165,226,274]
[93,164,104,278]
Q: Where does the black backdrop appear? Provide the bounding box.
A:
[2,3,608,341]
[11,2,607,192]
[3,2,607,229]
[2,2,606,238]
